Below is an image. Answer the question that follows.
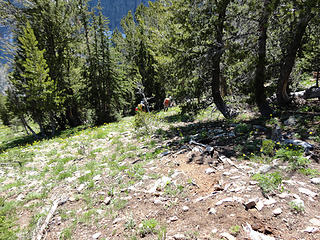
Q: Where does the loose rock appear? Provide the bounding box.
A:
[92,232,102,239]
[182,206,189,212]
[205,168,215,174]
[173,233,186,240]
[299,187,317,198]
[310,218,320,227]
[220,232,236,240]
[273,208,282,216]
[208,208,216,215]
[104,197,111,205]
[311,178,320,185]
[302,226,319,233]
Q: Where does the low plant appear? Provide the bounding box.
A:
[124,217,136,230]
[289,201,304,213]
[229,225,241,236]
[260,139,275,156]
[275,148,310,171]
[299,168,320,178]
[134,111,158,135]
[235,123,252,135]
[252,172,283,194]
[139,218,159,237]
[0,198,17,240]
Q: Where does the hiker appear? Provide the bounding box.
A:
[136,101,146,112]
[163,96,172,111]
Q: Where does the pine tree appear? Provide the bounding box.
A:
[8,21,58,136]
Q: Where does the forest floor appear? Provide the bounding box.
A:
[1,101,320,240]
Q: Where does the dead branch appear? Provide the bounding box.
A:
[32,196,69,240]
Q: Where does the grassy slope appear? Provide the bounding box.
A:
[0,106,320,239]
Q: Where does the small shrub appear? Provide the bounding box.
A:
[289,201,304,213]
[275,148,310,171]
[252,172,283,194]
[139,219,159,237]
[229,225,240,236]
[261,139,275,156]
[235,123,252,135]
[134,111,158,135]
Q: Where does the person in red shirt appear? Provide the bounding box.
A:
[163,96,172,111]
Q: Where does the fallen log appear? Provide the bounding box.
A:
[32,196,69,240]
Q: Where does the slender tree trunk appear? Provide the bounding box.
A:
[277,5,315,105]
[20,115,38,139]
[254,0,278,116]
[211,0,231,119]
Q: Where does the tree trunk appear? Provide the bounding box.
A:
[254,0,277,117]
[20,115,38,139]
[211,0,231,119]
[277,4,315,106]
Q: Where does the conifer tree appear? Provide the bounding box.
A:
[8,21,58,136]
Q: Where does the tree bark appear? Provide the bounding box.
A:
[254,0,278,116]
[211,0,231,119]
[277,4,315,106]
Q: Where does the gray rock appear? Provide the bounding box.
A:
[311,178,320,184]
[278,192,290,199]
[92,232,102,239]
[208,208,216,215]
[104,197,111,205]
[263,198,277,206]
[310,218,320,227]
[215,197,244,206]
[243,223,275,240]
[273,208,282,216]
[159,151,170,157]
[220,232,236,240]
[169,216,178,222]
[173,233,186,240]
[205,168,215,174]
[148,176,172,193]
[182,206,189,212]
[299,187,317,198]
[258,164,272,174]
[283,139,313,152]
[284,116,297,126]
[77,184,86,192]
[93,174,101,181]
[256,200,264,211]
[302,226,319,233]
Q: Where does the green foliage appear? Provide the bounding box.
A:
[229,225,241,236]
[289,201,304,213]
[299,168,320,178]
[261,139,275,156]
[275,148,310,171]
[252,172,283,194]
[139,218,159,237]
[235,123,252,135]
[0,94,11,126]
[8,21,59,135]
[134,111,158,135]
[0,198,17,240]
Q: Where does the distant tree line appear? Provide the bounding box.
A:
[0,0,319,137]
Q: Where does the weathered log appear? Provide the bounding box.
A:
[33,196,68,240]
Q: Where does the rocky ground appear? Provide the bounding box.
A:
[1,108,320,240]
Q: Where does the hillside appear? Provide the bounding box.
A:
[1,105,320,239]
